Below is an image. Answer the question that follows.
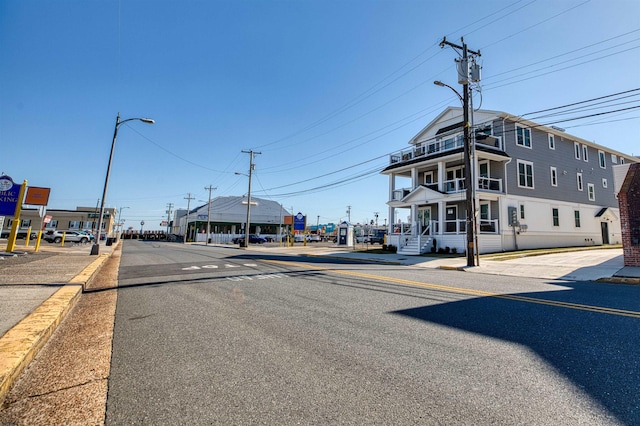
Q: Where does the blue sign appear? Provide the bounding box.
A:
[293,212,306,231]
[0,175,21,217]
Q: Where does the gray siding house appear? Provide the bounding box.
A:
[382,107,638,255]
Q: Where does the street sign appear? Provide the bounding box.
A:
[0,175,21,217]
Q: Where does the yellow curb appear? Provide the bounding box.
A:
[0,252,112,404]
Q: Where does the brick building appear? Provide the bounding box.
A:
[618,163,640,267]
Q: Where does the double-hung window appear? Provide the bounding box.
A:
[588,183,595,201]
[598,150,606,168]
[517,160,534,188]
[552,208,559,227]
[577,173,583,191]
[574,210,581,228]
[516,126,531,148]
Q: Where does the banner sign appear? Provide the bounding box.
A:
[0,175,22,217]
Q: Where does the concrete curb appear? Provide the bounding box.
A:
[0,251,113,404]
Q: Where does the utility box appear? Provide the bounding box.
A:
[337,221,354,247]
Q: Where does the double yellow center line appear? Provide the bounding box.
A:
[264,259,640,319]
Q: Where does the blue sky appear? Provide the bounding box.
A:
[1,0,639,230]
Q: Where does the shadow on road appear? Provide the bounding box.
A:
[392,291,640,425]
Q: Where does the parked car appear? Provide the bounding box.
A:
[0,230,38,239]
[307,234,322,242]
[43,230,91,244]
[78,231,96,241]
[366,231,386,245]
[232,234,267,245]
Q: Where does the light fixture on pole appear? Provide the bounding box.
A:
[92,113,154,255]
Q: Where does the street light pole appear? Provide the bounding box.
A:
[204,185,216,246]
[437,37,480,267]
[183,193,194,244]
[239,150,261,248]
[117,206,129,239]
[92,113,154,255]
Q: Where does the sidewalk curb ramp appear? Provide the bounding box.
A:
[0,252,112,404]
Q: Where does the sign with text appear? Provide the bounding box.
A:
[293,212,306,231]
[0,175,22,217]
[25,186,51,206]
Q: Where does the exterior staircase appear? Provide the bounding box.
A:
[398,236,432,255]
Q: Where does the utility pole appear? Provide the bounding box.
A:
[166,203,173,237]
[183,193,195,244]
[374,212,379,227]
[440,36,481,267]
[346,205,351,223]
[241,150,261,248]
[204,185,217,246]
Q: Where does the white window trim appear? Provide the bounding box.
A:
[611,154,617,164]
[552,207,560,227]
[550,166,558,187]
[577,172,583,191]
[548,133,555,150]
[516,126,532,149]
[574,210,581,228]
[424,171,434,185]
[582,145,588,162]
[480,202,490,221]
[574,142,581,160]
[588,183,595,201]
[517,159,535,189]
[598,150,606,169]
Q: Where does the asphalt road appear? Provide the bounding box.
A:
[105,241,639,425]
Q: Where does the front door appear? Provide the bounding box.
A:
[601,222,610,244]
[418,207,431,234]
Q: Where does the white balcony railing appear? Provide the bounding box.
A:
[444,178,466,193]
[389,136,503,165]
[477,177,502,192]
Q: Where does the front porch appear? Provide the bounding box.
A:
[387,200,500,255]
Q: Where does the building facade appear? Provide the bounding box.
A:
[1,206,117,239]
[174,196,291,243]
[382,107,638,255]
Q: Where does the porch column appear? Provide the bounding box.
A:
[411,204,418,236]
[411,167,418,190]
[388,206,394,234]
[388,173,395,202]
[438,201,445,235]
[437,161,445,192]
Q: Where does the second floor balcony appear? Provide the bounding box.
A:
[389,135,503,166]
[391,176,503,201]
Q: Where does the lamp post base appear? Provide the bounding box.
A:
[90,244,100,256]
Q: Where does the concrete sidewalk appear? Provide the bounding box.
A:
[249,243,640,283]
[0,240,114,403]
